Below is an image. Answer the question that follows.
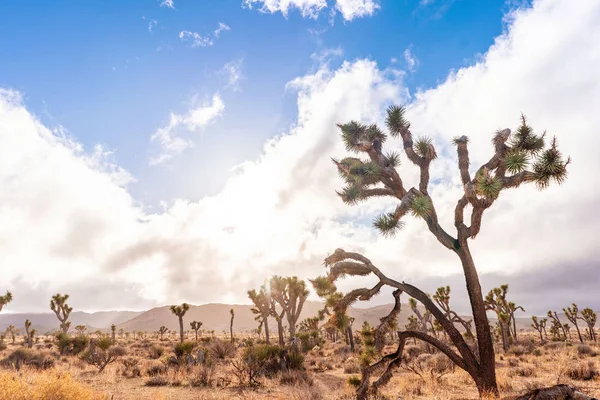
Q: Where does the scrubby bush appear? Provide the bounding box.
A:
[209,338,236,360]
[566,361,598,381]
[145,375,169,386]
[56,332,89,355]
[148,344,164,359]
[0,369,104,400]
[347,375,361,388]
[189,365,216,387]
[576,344,596,356]
[80,338,127,372]
[508,345,529,357]
[174,341,194,361]
[1,348,55,370]
[279,370,313,386]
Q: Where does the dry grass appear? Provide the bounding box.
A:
[0,333,599,399]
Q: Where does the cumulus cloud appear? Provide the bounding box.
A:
[403,45,418,72]
[159,0,175,9]
[150,94,225,165]
[242,0,378,21]
[1,0,600,313]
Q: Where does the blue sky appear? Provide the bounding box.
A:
[0,0,515,206]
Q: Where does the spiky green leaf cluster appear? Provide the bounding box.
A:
[337,185,362,206]
[475,169,502,200]
[384,151,401,168]
[414,136,437,160]
[533,137,569,189]
[504,149,529,174]
[338,121,387,153]
[511,115,545,153]
[385,105,410,136]
[410,195,432,219]
[373,212,403,237]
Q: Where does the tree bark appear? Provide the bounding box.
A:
[277,318,284,346]
[178,316,184,343]
[457,246,499,397]
[264,316,270,345]
[347,326,355,352]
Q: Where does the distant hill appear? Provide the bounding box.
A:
[0,311,142,333]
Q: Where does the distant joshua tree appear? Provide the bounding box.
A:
[5,325,16,344]
[408,297,433,333]
[433,286,474,339]
[169,303,190,343]
[24,319,36,349]
[190,321,202,341]
[531,316,547,343]
[229,309,235,343]
[269,276,310,341]
[158,326,168,341]
[580,308,597,342]
[111,324,116,343]
[75,325,87,336]
[0,291,13,312]
[50,293,72,333]
[563,303,584,343]
[248,286,272,344]
[547,310,568,340]
[484,285,524,351]
[312,108,569,398]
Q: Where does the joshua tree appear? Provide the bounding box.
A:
[158,326,168,340]
[408,297,433,333]
[433,286,474,339]
[484,285,524,350]
[548,311,567,340]
[0,291,13,312]
[50,293,72,333]
[111,324,116,343]
[229,309,235,343]
[531,316,547,343]
[269,276,310,340]
[190,321,202,341]
[580,308,597,342]
[24,319,36,349]
[5,325,16,344]
[299,316,320,333]
[269,295,287,345]
[248,286,272,344]
[314,108,569,398]
[563,304,584,343]
[169,303,190,343]
[75,325,87,336]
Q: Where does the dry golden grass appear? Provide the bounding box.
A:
[1,333,599,399]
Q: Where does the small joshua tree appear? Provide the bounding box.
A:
[433,286,474,339]
[50,293,73,333]
[6,325,16,344]
[270,276,310,340]
[169,303,190,343]
[548,311,567,340]
[408,297,433,333]
[531,316,547,343]
[24,319,36,349]
[111,324,116,343]
[158,326,168,340]
[580,308,597,342]
[315,108,569,398]
[230,309,235,343]
[484,284,524,351]
[75,325,87,336]
[563,303,584,343]
[81,337,127,373]
[190,321,202,341]
[0,291,13,312]
[248,286,272,344]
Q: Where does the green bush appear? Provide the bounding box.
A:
[56,333,89,355]
[209,338,236,360]
[1,348,55,370]
[347,375,361,387]
[174,341,194,360]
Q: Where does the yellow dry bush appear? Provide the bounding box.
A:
[0,368,106,400]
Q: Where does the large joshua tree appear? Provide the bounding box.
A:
[270,276,310,340]
[169,303,190,343]
[563,303,584,343]
[316,107,569,398]
[248,286,272,344]
[50,293,72,333]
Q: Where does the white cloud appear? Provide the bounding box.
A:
[334,0,380,21]
[179,23,230,48]
[148,19,158,33]
[214,22,231,38]
[221,59,244,91]
[159,0,175,9]
[242,0,378,21]
[2,0,600,313]
[178,30,213,47]
[150,94,225,165]
[403,45,418,72]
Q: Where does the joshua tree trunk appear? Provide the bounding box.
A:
[178,316,184,343]
[347,326,355,352]
[574,321,583,343]
[457,247,499,397]
[264,318,270,345]
[276,318,284,346]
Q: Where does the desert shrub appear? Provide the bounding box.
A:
[1,348,55,370]
[401,353,453,381]
[189,365,216,387]
[120,357,140,377]
[209,338,236,360]
[543,342,564,351]
[343,357,360,374]
[0,341,6,351]
[56,333,89,356]
[280,370,313,386]
[508,345,528,357]
[508,358,519,367]
[145,375,169,386]
[532,348,543,356]
[298,332,324,353]
[566,361,598,381]
[80,339,127,372]
[0,369,105,400]
[509,365,535,377]
[576,344,596,356]
[146,364,167,376]
[148,344,164,359]
[174,341,194,360]
[232,344,296,386]
[404,344,423,359]
[347,375,361,387]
